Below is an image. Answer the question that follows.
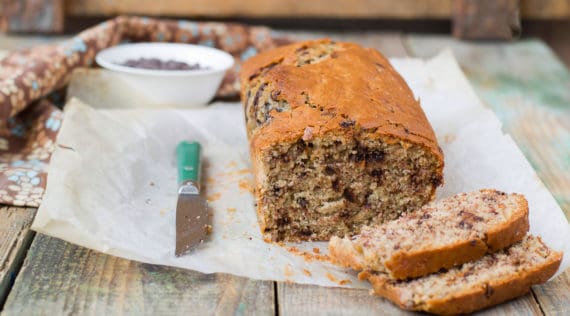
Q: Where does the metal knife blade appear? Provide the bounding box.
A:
[175,186,209,256]
[175,141,210,257]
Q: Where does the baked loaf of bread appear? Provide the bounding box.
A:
[329,189,529,279]
[240,39,444,241]
[365,235,562,315]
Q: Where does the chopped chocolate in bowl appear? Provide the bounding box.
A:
[96,42,234,105]
[119,58,209,71]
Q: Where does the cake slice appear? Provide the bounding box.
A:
[329,189,529,279]
[365,235,562,315]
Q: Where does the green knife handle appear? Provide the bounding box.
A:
[176,141,201,186]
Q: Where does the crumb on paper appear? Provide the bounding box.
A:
[159,208,170,216]
[206,192,222,202]
[227,207,236,213]
[443,134,456,144]
[285,246,330,263]
[238,179,254,193]
[149,181,155,186]
[204,224,213,234]
[216,168,252,178]
[207,177,216,184]
[312,247,320,254]
[324,273,350,285]
[284,264,294,277]
[233,168,252,176]
[325,272,338,283]
[226,160,237,168]
[302,269,312,277]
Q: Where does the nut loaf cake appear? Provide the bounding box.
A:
[329,190,529,279]
[365,235,562,315]
[240,39,444,241]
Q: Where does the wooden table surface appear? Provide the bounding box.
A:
[0,31,569,316]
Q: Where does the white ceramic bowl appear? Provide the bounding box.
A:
[95,43,234,107]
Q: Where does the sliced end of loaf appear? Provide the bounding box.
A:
[368,235,562,315]
[329,189,530,279]
[255,132,442,241]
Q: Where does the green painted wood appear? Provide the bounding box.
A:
[0,206,35,308]
[2,234,275,315]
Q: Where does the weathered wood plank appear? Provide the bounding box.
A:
[277,282,412,315]
[0,206,35,308]
[2,234,274,315]
[65,0,452,19]
[532,269,570,316]
[475,294,543,316]
[277,282,542,316]
[64,0,570,19]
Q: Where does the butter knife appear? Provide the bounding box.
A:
[175,140,209,257]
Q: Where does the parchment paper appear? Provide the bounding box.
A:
[32,50,570,288]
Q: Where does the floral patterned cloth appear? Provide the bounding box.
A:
[0,16,291,207]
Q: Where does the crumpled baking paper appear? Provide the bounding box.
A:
[32,50,570,288]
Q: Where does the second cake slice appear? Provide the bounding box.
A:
[329,189,529,279]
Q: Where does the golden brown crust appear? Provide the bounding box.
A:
[485,193,529,251]
[385,239,489,280]
[368,238,563,315]
[240,39,442,164]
